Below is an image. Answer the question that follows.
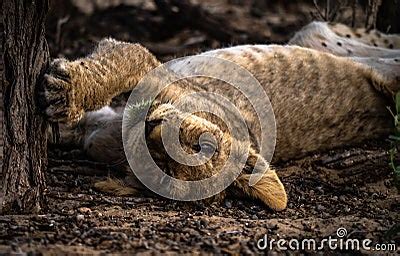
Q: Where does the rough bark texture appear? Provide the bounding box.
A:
[0,0,4,175]
[376,0,400,33]
[1,0,50,213]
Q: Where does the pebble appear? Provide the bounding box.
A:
[251,215,259,220]
[200,218,208,227]
[76,214,85,222]
[266,223,277,230]
[224,200,232,208]
[78,207,92,214]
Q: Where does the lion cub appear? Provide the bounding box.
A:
[41,22,399,210]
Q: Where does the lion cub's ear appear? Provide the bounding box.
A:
[235,172,287,211]
[233,153,287,211]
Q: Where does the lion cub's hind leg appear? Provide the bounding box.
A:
[290,22,400,95]
[350,57,400,95]
[80,106,125,165]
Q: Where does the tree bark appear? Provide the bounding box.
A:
[0,0,4,175]
[1,0,50,213]
[376,0,400,33]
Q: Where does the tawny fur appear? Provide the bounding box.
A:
[42,22,400,211]
[44,40,161,122]
[233,172,287,211]
[94,178,138,196]
[289,22,400,85]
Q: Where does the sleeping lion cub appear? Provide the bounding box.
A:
[41,22,400,211]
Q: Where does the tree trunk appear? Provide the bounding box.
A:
[0,0,4,175]
[376,0,400,33]
[1,0,50,213]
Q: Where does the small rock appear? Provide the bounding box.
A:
[200,218,208,227]
[251,215,259,220]
[133,197,148,203]
[78,207,92,214]
[266,222,277,230]
[49,220,55,227]
[76,214,85,221]
[224,200,232,208]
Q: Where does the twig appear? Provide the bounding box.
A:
[325,0,330,21]
[55,15,70,53]
[351,0,357,27]
[311,0,351,23]
[312,0,327,21]
[365,0,382,30]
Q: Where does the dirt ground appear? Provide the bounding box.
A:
[1,0,399,254]
[1,142,399,254]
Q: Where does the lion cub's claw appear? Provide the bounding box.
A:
[40,58,83,123]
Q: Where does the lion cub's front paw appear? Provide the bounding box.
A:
[40,58,84,123]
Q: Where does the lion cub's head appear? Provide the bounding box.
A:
[126,101,287,211]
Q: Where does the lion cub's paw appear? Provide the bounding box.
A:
[40,58,84,123]
[94,178,139,196]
